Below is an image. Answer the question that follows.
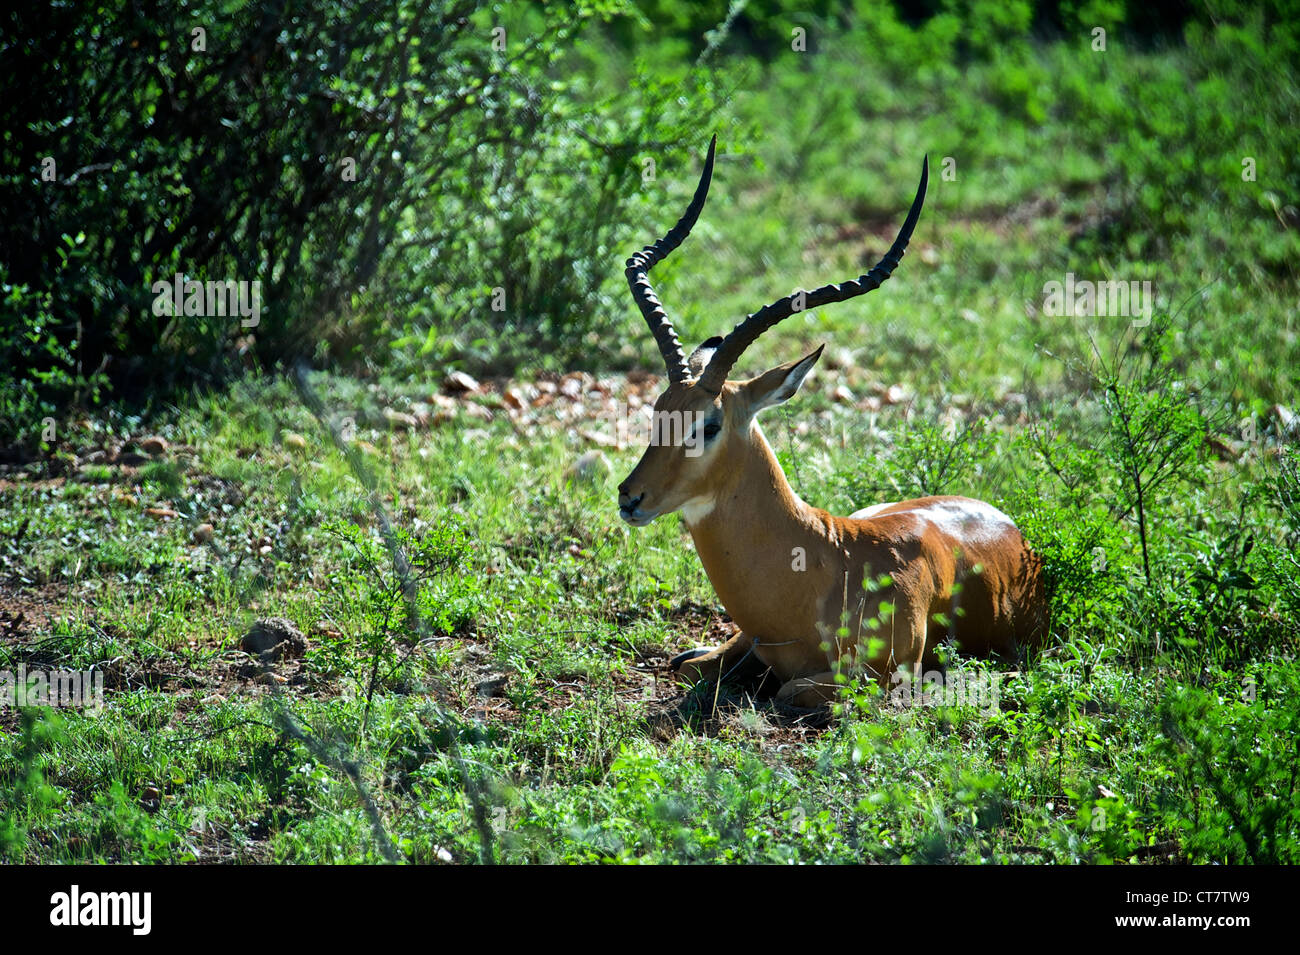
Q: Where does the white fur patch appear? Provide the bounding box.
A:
[680,495,717,526]
[854,498,1016,542]
[849,502,895,519]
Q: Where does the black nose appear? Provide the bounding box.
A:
[618,486,642,510]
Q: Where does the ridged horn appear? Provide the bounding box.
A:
[624,135,718,384]
[697,155,928,394]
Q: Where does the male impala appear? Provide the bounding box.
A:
[618,136,1048,708]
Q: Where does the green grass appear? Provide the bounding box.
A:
[2,352,1296,863]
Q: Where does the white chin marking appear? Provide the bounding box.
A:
[680,495,716,526]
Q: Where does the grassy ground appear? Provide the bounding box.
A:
[1,355,1295,863]
[2,16,1298,864]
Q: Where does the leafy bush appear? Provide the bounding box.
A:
[314,518,480,720]
[0,0,726,438]
[0,711,65,861]
[1157,669,1300,863]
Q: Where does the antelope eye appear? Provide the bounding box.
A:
[703,422,722,440]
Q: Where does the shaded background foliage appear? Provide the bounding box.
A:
[0,0,719,436]
[2,0,1297,438]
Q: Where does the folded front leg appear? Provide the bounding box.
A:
[671,630,754,686]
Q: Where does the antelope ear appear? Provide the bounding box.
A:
[687,336,724,379]
[744,345,824,414]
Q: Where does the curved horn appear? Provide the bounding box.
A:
[697,155,928,394]
[625,135,717,384]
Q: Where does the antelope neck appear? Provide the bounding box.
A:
[683,421,822,574]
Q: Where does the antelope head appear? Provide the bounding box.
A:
[617,136,928,527]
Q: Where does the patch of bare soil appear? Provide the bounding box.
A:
[439,598,833,746]
[0,608,345,736]
[1,380,851,742]
[0,579,68,642]
[591,600,836,740]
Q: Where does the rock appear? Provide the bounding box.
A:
[579,429,618,448]
[879,384,907,405]
[383,407,419,430]
[1206,437,1241,462]
[1272,404,1297,438]
[444,370,480,394]
[475,674,508,697]
[141,436,168,456]
[283,432,308,452]
[240,617,307,660]
[831,384,854,403]
[140,785,161,812]
[566,450,611,484]
[193,523,214,544]
[145,507,179,519]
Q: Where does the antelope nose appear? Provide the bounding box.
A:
[618,485,641,510]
